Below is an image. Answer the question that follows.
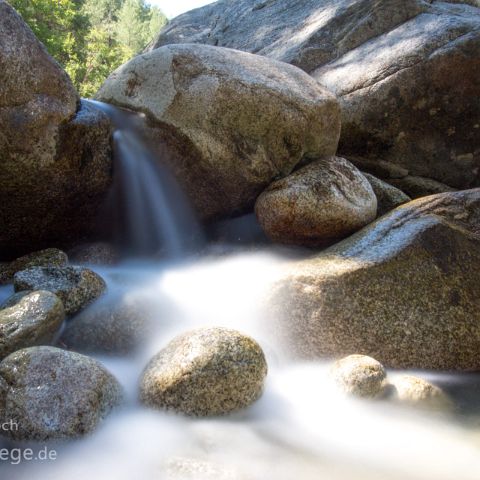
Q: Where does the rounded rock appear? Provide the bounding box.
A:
[0,346,123,440]
[390,375,452,410]
[330,354,387,398]
[0,291,65,359]
[13,266,106,315]
[255,156,377,246]
[140,327,268,416]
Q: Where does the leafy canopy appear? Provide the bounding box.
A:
[9,0,167,97]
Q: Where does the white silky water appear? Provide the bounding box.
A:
[2,104,480,480]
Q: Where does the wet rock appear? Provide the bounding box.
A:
[0,291,65,359]
[255,157,377,247]
[0,248,68,284]
[151,0,480,191]
[61,295,154,355]
[389,375,453,410]
[140,327,268,416]
[68,242,119,265]
[14,266,106,315]
[267,188,480,370]
[330,355,387,399]
[0,1,112,256]
[96,43,340,221]
[362,173,411,216]
[0,346,122,440]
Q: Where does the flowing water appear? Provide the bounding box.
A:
[1,103,480,480]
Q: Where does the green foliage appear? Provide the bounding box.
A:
[9,0,167,97]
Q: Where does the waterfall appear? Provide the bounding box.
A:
[85,100,203,257]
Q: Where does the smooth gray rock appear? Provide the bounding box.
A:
[150,0,480,191]
[97,43,340,221]
[255,157,377,246]
[266,188,480,370]
[140,327,268,416]
[0,291,65,359]
[0,346,123,440]
[14,266,106,315]
[388,176,456,199]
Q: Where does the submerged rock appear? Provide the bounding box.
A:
[0,291,65,359]
[362,173,411,217]
[389,375,453,411]
[151,0,480,191]
[0,1,112,255]
[0,248,68,284]
[96,43,340,221]
[140,327,268,416]
[14,266,106,315]
[267,189,480,370]
[330,355,387,399]
[0,346,122,440]
[61,295,155,355]
[255,157,377,246]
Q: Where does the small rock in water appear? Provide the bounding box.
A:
[140,327,268,416]
[0,248,68,284]
[330,355,388,399]
[389,375,453,411]
[255,157,377,247]
[164,457,245,480]
[61,294,155,355]
[0,291,65,359]
[0,346,123,441]
[13,266,106,315]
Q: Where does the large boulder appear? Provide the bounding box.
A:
[0,2,112,257]
[0,346,122,440]
[150,0,480,191]
[140,327,268,416]
[14,266,106,315]
[96,43,340,221]
[266,189,480,370]
[255,157,377,246]
[0,291,65,359]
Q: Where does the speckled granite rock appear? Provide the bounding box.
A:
[0,248,68,284]
[362,173,411,217]
[330,355,387,399]
[266,188,480,370]
[61,295,154,355]
[150,0,480,191]
[255,157,377,247]
[0,291,65,359]
[389,375,453,410]
[140,327,267,416]
[96,43,340,221]
[14,266,106,315]
[0,346,123,440]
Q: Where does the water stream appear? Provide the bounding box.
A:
[2,102,480,480]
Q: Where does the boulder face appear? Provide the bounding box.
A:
[150,0,480,191]
[255,157,377,246]
[96,43,340,221]
[0,346,123,440]
[0,2,112,257]
[266,189,480,370]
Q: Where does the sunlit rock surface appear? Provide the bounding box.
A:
[151,0,480,191]
[96,43,340,221]
[267,188,480,370]
[255,156,377,246]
